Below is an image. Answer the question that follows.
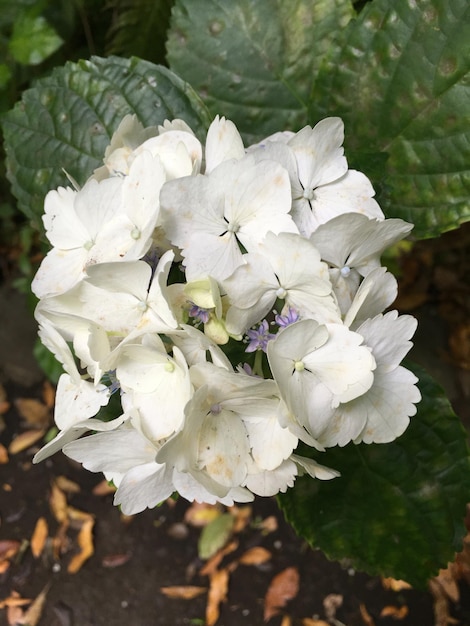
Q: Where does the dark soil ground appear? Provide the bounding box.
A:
[1,223,470,626]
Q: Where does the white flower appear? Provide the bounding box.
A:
[267,319,376,443]
[117,336,192,442]
[160,155,297,281]
[310,213,413,314]
[75,253,177,337]
[252,118,383,236]
[223,231,340,335]
[32,150,167,299]
[317,311,420,446]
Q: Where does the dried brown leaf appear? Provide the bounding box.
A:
[0,592,32,610]
[42,380,56,409]
[160,586,207,600]
[259,515,278,534]
[92,479,116,496]
[8,429,46,455]
[379,605,409,619]
[49,482,68,523]
[238,546,272,566]
[55,475,80,494]
[0,400,10,415]
[382,577,412,591]
[0,443,8,464]
[31,517,48,558]
[301,619,330,626]
[184,502,222,527]
[229,505,252,533]
[17,583,50,626]
[359,603,375,626]
[7,603,24,625]
[429,578,460,626]
[199,539,238,577]
[433,566,460,603]
[280,616,293,626]
[14,398,50,427]
[264,567,299,622]
[67,518,94,574]
[101,553,132,568]
[323,593,343,619]
[0,540,21,562]
[206,568,229,626]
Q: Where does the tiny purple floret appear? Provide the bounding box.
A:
[275,307,300,328]
[245,319,276,353]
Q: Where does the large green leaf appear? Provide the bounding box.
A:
[308,0,470,238]
[2,55,210,228]
[106,0,175,65]
[167,0,355,145]
[278,364,470,588]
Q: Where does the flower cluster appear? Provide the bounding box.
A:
[32,115,421,514]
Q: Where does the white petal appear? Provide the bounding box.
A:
[205,115,245,173]
[54,373,109,430]
[291,454,340,480]
[114,462,175,514]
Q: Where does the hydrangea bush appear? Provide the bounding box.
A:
[3,0,469,588]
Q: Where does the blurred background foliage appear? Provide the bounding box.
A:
[0,0,175,289]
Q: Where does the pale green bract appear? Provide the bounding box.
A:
[32,114,419,515]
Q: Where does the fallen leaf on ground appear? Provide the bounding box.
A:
[16,583,50,626]
[92,479,116,496]
[323,593,343,619]
[0,592,31,609]
[101,553,132,568]
[199,540,238,577]
[206,568,229,626]
[67,517,94,574]
[0,443,8,464]
[0,540,21,573]
[185,502,222,527]
[238,546,272,566]
[6,603,24,625]
[160,586,207,600]
[429,578,460,626]
[382,577,412,591]
[55,475,80,494]
[379,605,409,619]
[0,383,10,415]
[359,603,375,626]
[258,515,278,534]
[198,513,235,560]
[301,619,329,626]
[281,616,293,626]
[42,380,56,409]
[8,429,46,455]
[31,517,48,558]
[49,481,68,523]
[229,505,252,533]
[14,398,50,427]
[264,567,299,622]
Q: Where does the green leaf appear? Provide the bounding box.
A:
[308,0,470,238]
[8,14,64,65]
[106,0,175,65]
[278,363,470,588]
[2,55,210,228]
[167,0,354,144]
[198,513,235,560]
